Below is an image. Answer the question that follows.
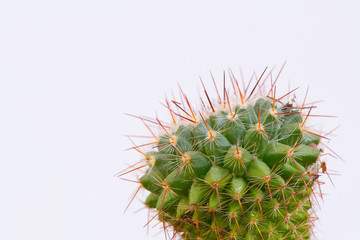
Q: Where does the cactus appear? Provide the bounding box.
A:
[120,66,332,240]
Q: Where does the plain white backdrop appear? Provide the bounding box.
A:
[0,0,359,239]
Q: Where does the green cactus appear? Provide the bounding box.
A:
[121,67,330,240]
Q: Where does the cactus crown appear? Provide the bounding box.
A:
[120,66,332,240]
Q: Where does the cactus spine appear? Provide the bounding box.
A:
[121,67,331,240]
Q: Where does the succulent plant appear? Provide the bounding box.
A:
[120,66,333,239]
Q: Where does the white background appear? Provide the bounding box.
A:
[0,1,359,239]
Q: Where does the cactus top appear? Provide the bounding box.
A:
[121,68,329,240]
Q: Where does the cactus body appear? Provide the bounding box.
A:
[122,68,329,240]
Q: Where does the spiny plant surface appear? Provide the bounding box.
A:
[120,66,334,240]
